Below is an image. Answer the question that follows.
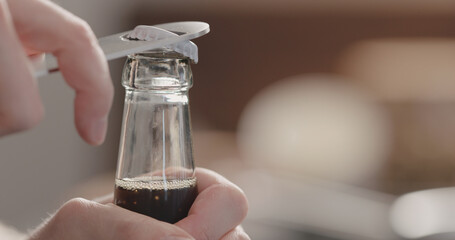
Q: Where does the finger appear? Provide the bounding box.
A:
[175,168,249,240]
[93,193,113,204]
[7,0,113,145]
[31,198,195,240]
[220,226,251,240]
[0,0,43,135]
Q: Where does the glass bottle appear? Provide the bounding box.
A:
[114,49,197,224]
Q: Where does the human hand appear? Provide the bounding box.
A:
[176,168,249,240]
[32,168,249,240]
[29,198,195,240]
[0,0,113,145]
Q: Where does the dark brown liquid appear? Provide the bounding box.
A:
[114,178,197,224]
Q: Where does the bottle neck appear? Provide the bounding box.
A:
[116,51,195,180]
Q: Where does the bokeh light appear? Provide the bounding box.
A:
[391,188,455,239]
[238,74,391,185]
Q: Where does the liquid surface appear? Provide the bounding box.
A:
[114,177,197,223]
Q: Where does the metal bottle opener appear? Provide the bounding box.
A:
[31,21,210,78]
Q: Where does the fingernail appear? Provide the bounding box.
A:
[89,117,107,145]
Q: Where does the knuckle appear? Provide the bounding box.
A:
[57,198,92,220]
[70,20,96,47]
[62,198,90,211]
[52,198,100,236]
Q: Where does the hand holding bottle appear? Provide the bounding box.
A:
[0,0,250,239]
[29,168,249,240]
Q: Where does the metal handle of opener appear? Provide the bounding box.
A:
[31,21,210,78]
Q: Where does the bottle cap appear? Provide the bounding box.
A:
[127,25,198,63]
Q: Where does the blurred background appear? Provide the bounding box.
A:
[3,0,455,239]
